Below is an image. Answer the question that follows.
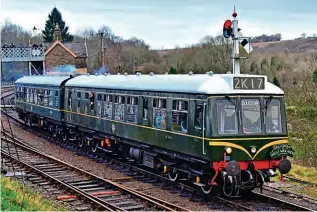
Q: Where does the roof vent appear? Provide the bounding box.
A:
[208,71,213,76]
[227,71,231,74]
[95,73,99,76]
[136,72,141,76]
[87,73,90,76]
[150,72,154,76]
[165,72,168,75]
[117,73,121,75]
[189,71,193,75]
[124,72,128,76]
[205,72,209,75]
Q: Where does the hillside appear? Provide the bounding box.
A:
[156,37,317,56]
[252,38,317,54]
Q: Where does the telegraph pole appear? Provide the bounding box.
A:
[99,32,104,70]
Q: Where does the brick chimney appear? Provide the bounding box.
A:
[54,23,61,41]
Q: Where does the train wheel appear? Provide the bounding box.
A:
[168,169,178,181]
[52,126,58,138]
[79,137,84,148]
[201,185,212,194]
[91,140,98,153]
[62,133,68,143]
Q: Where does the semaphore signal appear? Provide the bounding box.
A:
[223,6,253,74]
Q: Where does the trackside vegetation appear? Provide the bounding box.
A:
[1,176,66,211]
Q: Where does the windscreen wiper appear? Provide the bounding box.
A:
[264,96,273,115]
[225,95,236,107]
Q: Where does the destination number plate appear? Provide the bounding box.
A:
[233,77,265,90]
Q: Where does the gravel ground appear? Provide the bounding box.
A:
[259,183,317,210]
[1,117,220,211]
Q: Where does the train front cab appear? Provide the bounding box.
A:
[206,95,293,196]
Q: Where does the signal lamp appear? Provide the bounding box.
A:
[223,20,232,38]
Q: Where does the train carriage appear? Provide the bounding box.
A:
[62,72,292,195]
[15,75,71,130]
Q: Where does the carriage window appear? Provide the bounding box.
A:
[55,91,59,108]
[16,87,19,98]
[217,99,238,135]
[26,88,30,102]
[76,91,81,112]
[142,98,149,126]
[89,92,94,110]
[153,98,167,129]
[241,99,261,134]
[38,89,44,105]
[194,104,204,136]
[127,96,138,123]
[103,94,113,119]
[114,95,125,121]
[43,89,49,106]
[48,90,53,106]
[265,99,282,134]
[30,88,34,103]
[34,89,38,104]
[96,94,102,117]
[172,100,188,133]
[85,93,89,99]
[68,90,72,109]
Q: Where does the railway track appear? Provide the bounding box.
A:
[1,109,316,211]
[1,135,190,211]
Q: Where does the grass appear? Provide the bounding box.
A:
[1,176,66,211]
[271,164,317,198]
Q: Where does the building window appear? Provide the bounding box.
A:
[127,96,138,123]
[114,95,125,121]
[172,100,188,133]
[153,98,166,129]
[103,94,113,119]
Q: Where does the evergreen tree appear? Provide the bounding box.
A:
[42,7,73,42]
[169,66,177,74]
[313,67,317,83]
[273,77,280,87]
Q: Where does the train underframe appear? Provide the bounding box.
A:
[19,111,292,196]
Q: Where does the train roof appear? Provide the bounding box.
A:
[65,73,284,95]
[15,75,71,87]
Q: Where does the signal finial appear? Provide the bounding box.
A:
[232,5,237,18]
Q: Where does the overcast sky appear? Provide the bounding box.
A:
[1,0,317,49]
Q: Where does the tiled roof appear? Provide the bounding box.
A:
[44,41,87,57]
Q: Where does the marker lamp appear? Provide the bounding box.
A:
[251,147,257,154]
[225,147,232,154]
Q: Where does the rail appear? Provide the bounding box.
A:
[1,109,316,211]
[1,133,190,212]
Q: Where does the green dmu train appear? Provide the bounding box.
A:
[15,72,294,196]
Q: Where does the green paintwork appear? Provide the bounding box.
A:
[64,87,288,162]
